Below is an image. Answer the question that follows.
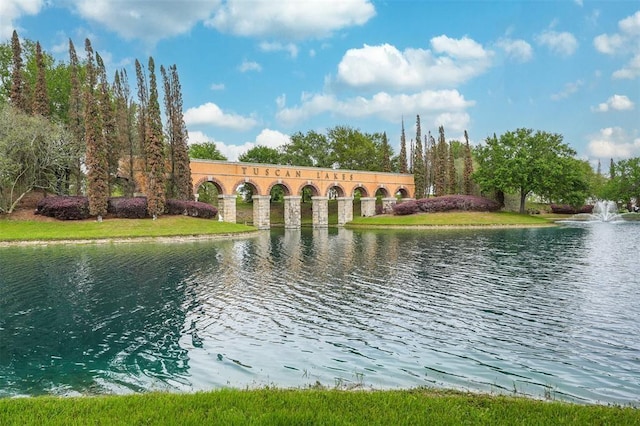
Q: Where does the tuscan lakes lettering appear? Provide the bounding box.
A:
[241,167,353,181]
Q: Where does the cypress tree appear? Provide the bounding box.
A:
[399,118,408,173]
[462,130,474,195]
[114,69,137,197]
[96,53,119,194]
[609,158,615,180]
[434,125,448,197]
[426,132,435,197]
[32,42,50,117]
[68,39,84,195]
[162,64,192,200]
[10,30,28,113]
[145,56,166,219]
[381,131,392,172]
[413,114,426,199]
[447,141,457,194]
[84,39,109,221]
[135,59,148,172]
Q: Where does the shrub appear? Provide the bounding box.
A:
[35,196,90,220]
[108,197,148,218]
[550,204,593,214]
[165,199,217,219]
[392,195,501,216]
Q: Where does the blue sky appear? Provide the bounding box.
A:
[2,1,639,166]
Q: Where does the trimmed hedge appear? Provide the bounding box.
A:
[165,199,218,219]
[393,195,501,216]
[35,196,90,220]
[549,204,593,214]
[108,197,148,219]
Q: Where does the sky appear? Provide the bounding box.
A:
[2,1,639,167]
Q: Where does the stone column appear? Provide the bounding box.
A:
[382,197,397,214]
[217,195,237,223]
[284,195,302,229]
[336,197,354,226]
[252,195,271,230]
[360,197,376,217]
[311,196,329,228]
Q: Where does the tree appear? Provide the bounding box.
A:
[380,132,393,172]
[474,128,584,213]
[32,42,49,117]
[413,115,426,198]
[462,130,474,195]
[96,52,119,194]
[113,69,137,197]
[162,64,192,200]
[67,39,84,195]
[9,30,28,113]
[608,157,640,206]
[189,142,227,160]
[328,125,383,171]
[447,141,457,194]
[282,130,331,167]
[434,126,448,197]
[83,39,109,221]
[144,56,166,219]
[0,105,79,213]
[399,118,408,173]
[239,145,282,164]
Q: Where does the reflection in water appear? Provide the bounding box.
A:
[0,224,639,405]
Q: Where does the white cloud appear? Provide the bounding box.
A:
[70,0,221,43]
[550,80,584,101]
[574,0,583,6]
[210,83,225,90]
[184,102,258,130]
[495,38,533,63]
[238,60,262,72]
[276,89,474,127]
[594,11,640,79]
[276,94,287,109]
[591,94,635,112]
[186,129,289,161]
[535,29,578,56]
[587,127,640,159]
[334,37,493,91]
[0,0,44,39]
[259,41,299,58]
[205,0,375,40]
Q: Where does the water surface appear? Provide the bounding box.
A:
[1,224,638,404]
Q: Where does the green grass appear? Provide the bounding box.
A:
[0,389,637,425]
[0,215,256,242]
[348,211,556,227]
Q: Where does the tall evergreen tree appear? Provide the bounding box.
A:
[84,39,109,221]
[380,131,392,172]
[32,42,50,117]
[96,53,119,194]
[462,130,474,195]
[426,132,435,197]
[144,56,166,219]
[161,64,192,200]
[135,59,148,171]
[9,30,28,113]
[114,69,137,197]
[413,114,426,198]
[447,141,457,194]
[434,125,448,196]
[609,158,616,180]
[596,159,602,176]
[399,118,408,173]
[68,39,84,194]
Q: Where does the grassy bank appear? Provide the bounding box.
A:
[348,211,557,227]
[0,389,637,425]
[0,215,256,242]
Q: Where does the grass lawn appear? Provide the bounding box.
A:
[0,389,638,425]
[0,215,256,242]
[348,211,557,227]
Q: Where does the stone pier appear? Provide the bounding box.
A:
[217,195,237,223]
[311,196,329,228]
[382,197,397,214]
[284,195,302,229]
[252,195,271,229]
[360,197,376,217]
[337,197,354,226]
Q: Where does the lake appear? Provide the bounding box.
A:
[1,223,638,405]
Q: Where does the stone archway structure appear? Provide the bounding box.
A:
[190,160,415,229]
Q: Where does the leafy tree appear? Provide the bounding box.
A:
[83,39,109,221]
[413,115,426,198]
[0,104,79,213]
[328,125,382,171]
[282,130,331,167]
[144,56,166,219]
[239,145,282,164]
[399,119,408,173]
[608,157,640,206]
[447,141,457,194]
[380,132,393,173]
[474,128,584,213]
[32,42,49,117]
[189,142,227,160]
[462,130,474,195]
